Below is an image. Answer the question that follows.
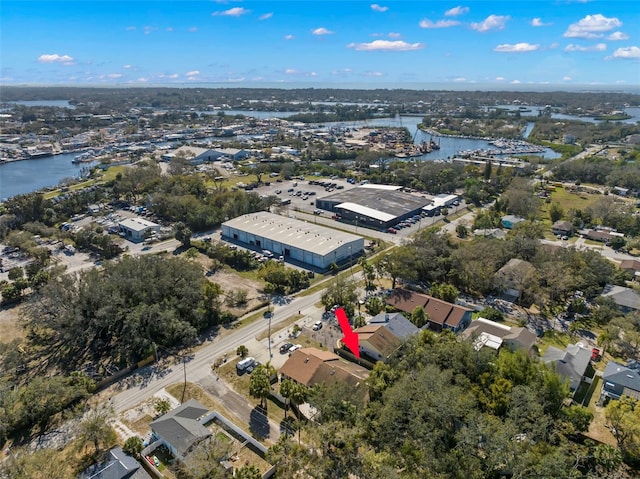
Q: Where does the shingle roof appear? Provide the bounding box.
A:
[279,348,369,388]
[150,399,211,458]
[369,312,419,340]
[355,324,402,358]
[78,447,150,479]
[462,318,537,351]
[386,289,470,329]
[543,344,592,391]
[603,361,640,393]
[602,284,640,310]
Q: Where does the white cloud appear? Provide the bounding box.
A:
[169,74,179,79]
[364,71,384,77]
[495,76,505,81]
[419,19,459,29]
[188,27,198,32]
[37,53,75,64]
[259,13,273,20]
[494,42,540,53]
[312,27,334,35]
[445,6,469,17]
[284,34,295,40]
[388,32,401,38]
[607,31,629,41]
[371,4,388,12]
[611,46,640,59]
[346,40,425,51]
[186,70,200,77]
[550,42,560,49]
[143,26,156,35]
[105,73,123,79]
[285,69,298,75]
[563,76,572,81]
[564,14,622,39]
[123,64,132,69]
[471,15,510,32]
[510,80,521,84]
[212,7,251,17]
[284,68,317,77]
[137,78,148,82]
[453,77,466,82]
[531,18,551,27]
[564,43,606,52]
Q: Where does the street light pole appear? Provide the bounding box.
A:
[268,304,273,358]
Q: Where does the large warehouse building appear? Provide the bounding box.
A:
[315,184,432,230]
[221,211,364,271]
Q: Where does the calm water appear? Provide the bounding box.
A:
[0,153,96,200]
[4,100,75,109]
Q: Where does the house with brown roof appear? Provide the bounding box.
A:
[493,258,536,303]
[279,348,369,388]
[620,259,640,280]
[386,289,472,333]
[354,324,402,362]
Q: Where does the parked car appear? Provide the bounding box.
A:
[280,342,293,354]
[591,348,601,361]
[236,357,256,373]
[288,344,302,354]
[312,321,323,331]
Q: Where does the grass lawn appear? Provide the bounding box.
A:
[537,330,574,356]
[584,376,617,446]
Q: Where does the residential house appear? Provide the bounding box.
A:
[462,318,537,353]
[602,284,640,313]
[500,215,525,229]
[386,289,472,333]
[551,220,574,237]
[368,312,419,340]
[543,343,595,393]
[354,324,401,362]
[580,228,624,245]
[150,399,211,459]
[78,446,151,479]
[493,258,536,303]
[619,259,640,280]
[600,361,640,402]
[279,347,369,388]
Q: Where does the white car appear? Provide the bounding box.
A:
[288,344,302,354]
[312,321,323,331]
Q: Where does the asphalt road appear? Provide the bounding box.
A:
[112,286,328,414]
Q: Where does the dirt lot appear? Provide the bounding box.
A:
[0,303,28,344]
[202,261,266,318]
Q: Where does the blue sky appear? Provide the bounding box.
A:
[1,1,639,88]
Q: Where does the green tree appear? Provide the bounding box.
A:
[234,465,262,479]
[250,363,275,409]
[548,202,564,223]
[155,398,172,416]
[76,406,117,458]
[236,345,249,358]
[123,436,144,457]
[375,246,417,289]
[321,275,358,319]
[410,306,428,328]
[174,222,192,247]
[455,224,468,238]
[429,282,459,303]
[605,396,640,462]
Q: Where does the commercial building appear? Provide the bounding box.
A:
[118,217,160,243]
[221,211,364,271]
[315,184,431,230]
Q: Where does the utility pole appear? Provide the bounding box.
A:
[268,303,273,358]
[181,355,187,403]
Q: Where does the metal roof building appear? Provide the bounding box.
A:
[221,211,364,271]
[118,217,160,243]
[315,185,431,229]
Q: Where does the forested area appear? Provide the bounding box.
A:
[268,332,631,478]
[553,153,640,190]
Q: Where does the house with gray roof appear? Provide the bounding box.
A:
[78,447,151,479]
[368,312,419,340]
[543,343,595,393]
[602,284,640,313]
[600,361,640,403]
[150,399,211,459]
[462,318,537,353]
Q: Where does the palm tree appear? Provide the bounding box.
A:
[76,406,116,458]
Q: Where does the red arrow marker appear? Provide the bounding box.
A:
[335,307,360,358]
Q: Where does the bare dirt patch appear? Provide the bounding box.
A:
[207,267,266,317]
[0,303,28,344]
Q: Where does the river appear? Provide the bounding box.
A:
[0,153,96,201]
